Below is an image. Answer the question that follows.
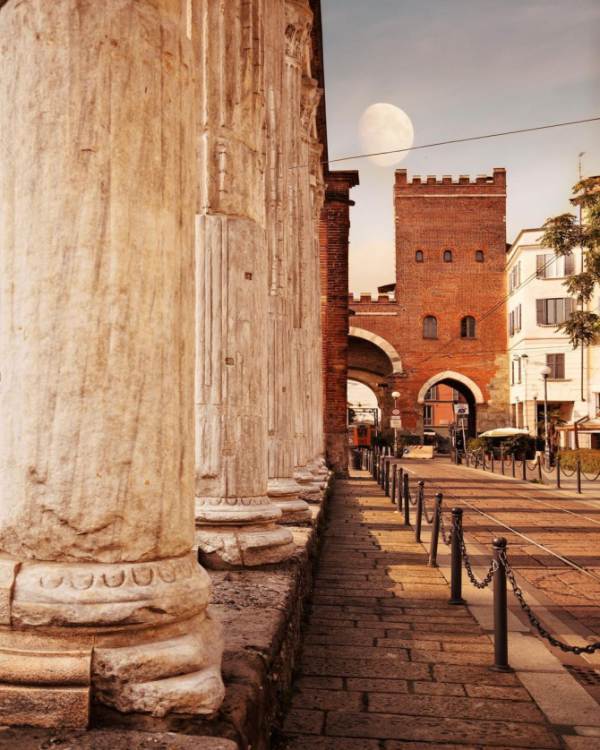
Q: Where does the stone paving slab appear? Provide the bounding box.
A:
[277,474,565,749]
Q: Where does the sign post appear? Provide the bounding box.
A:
[453,403,469,461]
[391,391,401,456]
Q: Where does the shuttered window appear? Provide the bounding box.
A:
[536,253,576,278]
[460,316,476,338]
[423,316,437,338]
[546,353,565,379]
[536,298,574,325]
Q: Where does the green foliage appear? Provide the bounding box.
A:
[503,434,535,458]
[467,436,493,453]
[542,177,600,350]
[559,448,600,473]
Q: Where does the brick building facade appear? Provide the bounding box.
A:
[349,168,509,438]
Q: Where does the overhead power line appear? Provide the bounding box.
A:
[324,115,600,167]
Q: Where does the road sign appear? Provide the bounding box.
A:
[454,403,469,417]
[390,417,402,428]
[392,409,400,416]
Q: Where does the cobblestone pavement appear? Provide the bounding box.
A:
[402,458,600,637]
[278,474,563,750]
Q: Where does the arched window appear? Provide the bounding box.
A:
[415,250,424,263]
[423,316,437,339]
[475,250,484,262]
[443,250,453,263]
[461,315,476,338]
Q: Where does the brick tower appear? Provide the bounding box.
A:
[349,169,509,438]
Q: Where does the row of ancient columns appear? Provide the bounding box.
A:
[0,0,333,729]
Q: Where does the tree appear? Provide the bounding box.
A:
[541,177,600,400]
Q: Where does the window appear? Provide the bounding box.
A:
[536,298,574,326]
[511,358,522,385]
[536,253,575,279]
[423,316,438,338]
[509,261,521,293]
[546,353,565,379]
[509,304,522,337]
[415,250,424,262]
[443,250,453,263]
[595,393,600,417]
[460,315,476,338]
[424,404,433,426]
[475,250,484,262]
[425,385,439,400]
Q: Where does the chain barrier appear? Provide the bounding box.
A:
[408,489,418,507]
[421,495,435,524]
[439,509,451,546]
[581,468,600,482]
[457,528,497,589]
[500,550,600,655]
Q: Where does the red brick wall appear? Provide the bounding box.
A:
[320,170,359,473]
[350,169,509,434]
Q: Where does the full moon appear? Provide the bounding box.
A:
[358,103,414,167]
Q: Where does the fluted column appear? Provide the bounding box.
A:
[194,0,295,566]
[0,0,224,728]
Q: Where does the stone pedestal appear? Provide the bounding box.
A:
[0,0,224,727]
[194,0,295,568]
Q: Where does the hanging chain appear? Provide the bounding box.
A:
[457,527,496,589]
[439,509,451,546]
[500,550,600,655]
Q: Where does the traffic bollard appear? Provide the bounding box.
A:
[448,508,466,605]
[403,472,410,526]
[415,480,424,542]
[491,537,512,672]
[428,493,442,567]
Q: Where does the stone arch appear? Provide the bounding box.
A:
[348,326,403,375]
[416,370,485,404]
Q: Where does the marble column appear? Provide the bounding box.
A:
[0,0,224,728]
[194,0,296,567]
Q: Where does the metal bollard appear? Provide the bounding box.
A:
[415,480,424,542]
[491,454,495,474]
[538,457,542,483]
[556,455,561,489]
[511,454,516,478]
[491,537,512,672]
[403,472,410,526]
[395,469,402,512]
[386,460,391,496]
[448,508,466,605]
[522,457,527,481]
[577,458,582,494]
[500,448,505,475]
[391,465,397,505]
[428,493,442,567]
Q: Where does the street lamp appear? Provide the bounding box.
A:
[391,390,400,457]
[540,365,551,459]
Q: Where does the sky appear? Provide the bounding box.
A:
[321,0,600,294]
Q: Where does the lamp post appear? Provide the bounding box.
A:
[540,365,551,461]
[391,390,400,457]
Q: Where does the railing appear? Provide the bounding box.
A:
[361,447,600,671]
[464,448,600,495]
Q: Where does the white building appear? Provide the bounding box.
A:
[506,228,600,449]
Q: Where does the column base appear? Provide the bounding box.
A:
[267,478,312,524]
[196,523,296,569]
[0,555,225,728]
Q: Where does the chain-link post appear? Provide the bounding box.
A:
[538,456,542,482]
[491,454,495,474]
[415,480,424,542]
[391,464,397,505]
[403,472,410,526]
[428,493,442,567]
[395,468,402,512]
[511,454,516,478]
[522,457,527,481]
[491,537,512,672]
[556,454,561,489]
[500,447,505,475]
[448,508,466,605]
[577,458,582,494]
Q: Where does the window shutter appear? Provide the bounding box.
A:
[509,311,514,336]
[536,255,546,278]
[517,304,522,331]
[565,297,574,316]
[557,353,565,379]
[536,299,545,324]
[564,253,575,275]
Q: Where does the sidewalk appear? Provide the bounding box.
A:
[278,472,569,750]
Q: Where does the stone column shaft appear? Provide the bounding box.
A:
[0,0,223,727]
[194,0,295,566]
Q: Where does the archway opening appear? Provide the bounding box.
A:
[423,377,477,447]
[347,379,380,428]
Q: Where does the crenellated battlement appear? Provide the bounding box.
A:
[395,168,506,189]
[349,292,396,304]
